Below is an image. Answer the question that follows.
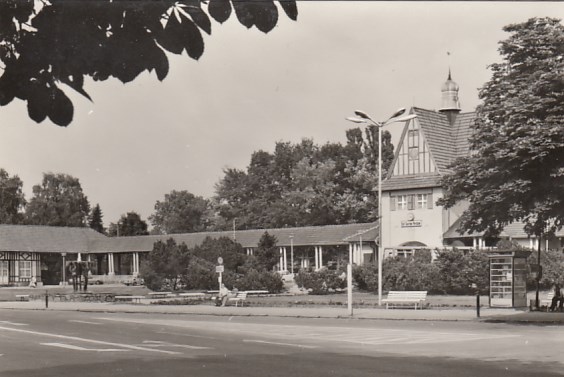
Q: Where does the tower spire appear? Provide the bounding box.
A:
[439,69,461,125]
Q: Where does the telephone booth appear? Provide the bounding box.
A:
[488,250,530,308]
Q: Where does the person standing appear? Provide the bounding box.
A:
[549,284,563,312]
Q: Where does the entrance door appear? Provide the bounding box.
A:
[0,261,8,285]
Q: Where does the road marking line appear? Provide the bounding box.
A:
[0,326,181,355]
[141,340,211,350]
[156,331,217,340]
[41,343,129,352]
[69,320,102,325]
[0,321,27,326]
[243,339,318,349]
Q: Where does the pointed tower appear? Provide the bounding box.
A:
[439,70,461,125]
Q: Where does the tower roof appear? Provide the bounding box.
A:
[439,70,461,112]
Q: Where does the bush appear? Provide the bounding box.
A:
[382,250,441,293]
[434,249,489,294]
[352,249,488,295]
[140,238,189,291]
[294,268,347,295]
[352,264,378,291]
[235,269,284,293]
[527,248,564,289]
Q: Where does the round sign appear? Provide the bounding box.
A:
[217,257,223,265]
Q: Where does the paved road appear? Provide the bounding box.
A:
[1,310,563,376]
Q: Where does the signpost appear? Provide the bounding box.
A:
[217,257,223,291]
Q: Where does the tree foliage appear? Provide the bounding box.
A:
[439,18,564,238]
[88,203,105,234]
[140,238,190,291]
[0,0,297,126]
[214,129,393,229]
[0,168,26,224]
[149,190,211,234]
[25,172,90,227]
[108,211,149,236]
[191,236,245,271]
[254,232,279,271]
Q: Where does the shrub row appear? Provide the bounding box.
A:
[266,247,563,295]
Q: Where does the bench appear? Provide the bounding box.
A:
[226,292,248,307]
[15,294,30,302]
[540,292,564,312]
[148,292,173,299]
[244,290,269,296]
[178,292,206,299]
[114,295,144,304]
[382,291,427,310]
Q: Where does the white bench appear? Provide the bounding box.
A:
[148,292,172,299]
[541,292,559,311]
[15,294,30,302]
[244,290,269,296]
[382,291,427,310]
[227,292,248,307]
[178,292,206,299]
[114,295,144,304]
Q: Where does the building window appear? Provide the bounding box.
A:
[416,194,427,209]
[392,193,433,211]
[397,195,408,210]
[19,261,31,278]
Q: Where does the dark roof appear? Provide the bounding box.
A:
[382,107,475,192]
[382,174,441,192]
[0,223,380,254]
[413,107,475,174]
[443,218,564,239]
[89,222,380,253]
[0,225,106,253]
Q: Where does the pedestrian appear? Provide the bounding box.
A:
[549,283,563,312]
[221,287,238,307]
[28,276,37,288]
[216,283,229,306]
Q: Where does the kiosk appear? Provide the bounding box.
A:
[488,250,530,308]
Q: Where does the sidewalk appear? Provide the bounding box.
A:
[3,299,562,324]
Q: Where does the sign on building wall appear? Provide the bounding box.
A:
[401,213,422,228]
[401,220,423,228]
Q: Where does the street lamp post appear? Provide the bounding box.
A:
[347,108,417,306]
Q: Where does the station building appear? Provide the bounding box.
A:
[2,73,560,287]
[381,72,564,256]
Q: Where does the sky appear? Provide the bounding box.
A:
[1,2,563,228]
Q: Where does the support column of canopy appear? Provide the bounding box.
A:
[279,247,288,272]
[356,243,362,265]
[132,252,140,276]
[108,253,115,276]
[282,247,287,272]
[529,238,539,251]
[314,246,323,270]
[473,237,486,249]
[246,248,254,256]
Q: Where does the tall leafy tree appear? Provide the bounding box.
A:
[192,236,245,271]
[140,238,190,291]
[149,190,211,234]
[0,1,297,126]
[438,17,564,307]
[88,204,105,234]
[25,173,90,227]
[0,168,26,224]
[108,211,149,237]
[255,232,279,271]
